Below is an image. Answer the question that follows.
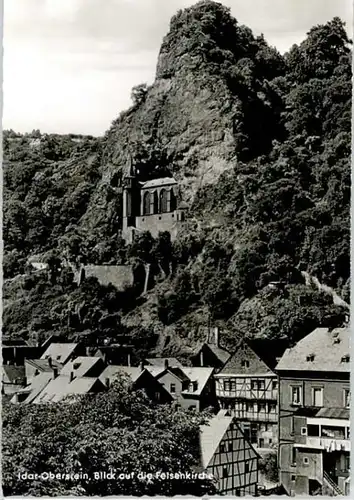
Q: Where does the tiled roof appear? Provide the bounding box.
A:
[206,344,231,365]
[19,372,54,404]
[144,365,165,378]
[220,341,274,375]
[60,357,103,378]
[82,265,134,291]
[316,407,350,420]
[33,376,104,403]
[3,365,25,383]
[99,365,144,384]
[40,343,78,365]
[275,328,350,373]
[145,357,182,368]
[140,177,177,189]
[26,359,63,372]
[200,412,234,468]
[181,367,214,396]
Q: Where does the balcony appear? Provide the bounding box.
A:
[228,410,278,423]
[303,436,350,452]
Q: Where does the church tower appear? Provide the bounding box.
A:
[122,155,137,238]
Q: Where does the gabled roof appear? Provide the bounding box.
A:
[275,327,350,373]
[17,372,54,404]
[3,365,25,383]
[26,359,62,372]
[99,365,144,384]
[40,343,78,365]
[33,376,104,403]
[181,367,214,396]
[193,343,231,365]
[140,177,177,189]
[200,412,234,468]
[145,365,213,396]
[220,340,274,375]
[60,357,103,378]
[145,357,182,368]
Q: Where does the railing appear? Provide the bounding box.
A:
[323,472,344,496]
[306,437,350,452]
[231,411,278,423]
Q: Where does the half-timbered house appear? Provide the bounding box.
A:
[215,340,278,449]
[199,410,259,496]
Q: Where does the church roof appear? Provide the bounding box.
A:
[140,177,177,189]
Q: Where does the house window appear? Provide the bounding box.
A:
[220,443,225,453]
[258,379,265,390]
[291,386,302,405]
[170,383,176,393]
[306,354,315,362]
[272,380,278,390]
[235,488,241,497]
[312,388,323,407]
[303,457,309,465]
[227,441,233,452]
[345,455,350,471]
[241,360,249,368]
[258,402,266,412]
[251,380,257,390]
[301,427,307,436]
[291,475,296,482]
[245,463,249,473]
[154,391,160,401]
[230,380,236,391]
[268,403,276,413]
[344,389,350,408]
[222,467,228,478]
[224,381,231,391]
[341,354,350,363]
[291,447,296,465]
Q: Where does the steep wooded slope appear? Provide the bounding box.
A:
[3,1,351,356]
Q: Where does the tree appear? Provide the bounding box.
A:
[131,83,148,106]
[2,377,216,497]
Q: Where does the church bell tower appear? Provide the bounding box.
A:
[122,155,137,236]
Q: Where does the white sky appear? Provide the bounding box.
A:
[2,0,353,136]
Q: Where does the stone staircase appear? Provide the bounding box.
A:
[322,472,345,496]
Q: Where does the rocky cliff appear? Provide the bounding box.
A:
[3,1,351,357]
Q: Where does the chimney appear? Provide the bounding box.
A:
[52,367,58,379]
[48,356,52,368]
[105,378,110,388]
[69,371,74,382]
[127,353,131,367]
[164,359,169,370]
[214,326,219,347]
[140,361,145,372]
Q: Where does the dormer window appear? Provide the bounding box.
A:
[73,363,81,370]
[56,355,61,361]
[306,354,315,362]
[341,355,350,363]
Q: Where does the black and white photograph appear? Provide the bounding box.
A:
[1,0,352,497]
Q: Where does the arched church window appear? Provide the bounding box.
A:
[153,191,158,214]
[170,190,177,211]
[160,189,168,213]
[143,191,151,215]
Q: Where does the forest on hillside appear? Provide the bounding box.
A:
[3,1,351,356]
